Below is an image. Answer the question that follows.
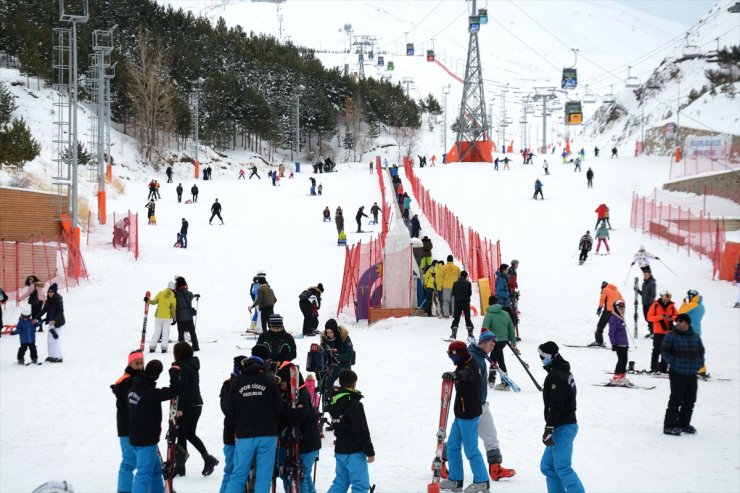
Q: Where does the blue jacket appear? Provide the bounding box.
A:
[661,328,704,376]
[679,295,705,336]
[403,196,411,209]
[468,344,489,404]
[12,317,36,344]
[494,271,511,308]
[608,312,628,347]
[534,180,543,190]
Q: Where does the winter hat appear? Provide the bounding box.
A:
[460,270,468,278]
[48,283,58,293]
[128,350,144,365]
[233,355,247,375]
[167,281,176,290]
[20,305,32,317]
[175,276,187,289]
[317,283,324,292]
[325,318,339,332]
[144,360,163,379]
[675,313,691,324]
[687,289,699,298]
[478,329,496,345]
[447,341,468,355]
[269,313,284,328]
[511,259,519,266]
[538,341,559,359]
[600,281,608,289]
[251,344,270,362]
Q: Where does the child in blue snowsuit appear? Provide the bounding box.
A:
[13,306,38,364]
[249,277,260,331]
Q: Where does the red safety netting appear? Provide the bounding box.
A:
[630,191,725,279]
[669,155,740,180]
[86,210,139,260]
[0,233,88,306]
[403,157,501,281]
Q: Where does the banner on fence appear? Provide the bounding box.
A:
[685,134,730,158]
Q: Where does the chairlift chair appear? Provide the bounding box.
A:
[564,101,583,125]
[561,68,577,90]
[368,51,374,61]
[469,15,480,33]
[625,66,641,89]
[406,43,415,56]
[479,8,489,24]
[602,85,616,104]
[377,55,384,67]
[387,61,395,71]
[682,34,701,57]
[582,85,596,104]
[427,50,435,62]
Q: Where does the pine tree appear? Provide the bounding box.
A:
[0,117,40,168]
[0,82,17,126]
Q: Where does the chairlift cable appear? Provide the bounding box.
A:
[376,0,445,50]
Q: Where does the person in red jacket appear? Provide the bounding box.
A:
[594,204,611,229]
[647,290,678,373]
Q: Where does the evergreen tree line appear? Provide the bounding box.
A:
[0,0,425,164]
[0,82,40,168]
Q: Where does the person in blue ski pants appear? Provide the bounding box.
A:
[219,443,235,493]
[540,424,585,493]
[132,446,164,493]
[300,449,320,493]
[225,436,277,493]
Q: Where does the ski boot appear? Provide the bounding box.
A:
[202,454,219,476]
[17,358,24,365]
[463,480,490,492]
[609,373,632,387]
[494,382,510,391]
[587,341,605,347]
[681,425,697,434]
[663,427,682,436]
[467,329,476,345]
[439,479,463,492]
[447,327,458,342]
[487,370,496,389]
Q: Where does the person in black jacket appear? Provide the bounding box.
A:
[38,283,65,363]
[326,369,375,492]
[224,353,282,493]
[172,342,219,477]
[449,271,474,342]
[256,314,296,364]
[209,198,224,225]
[355,206,368,233]
[179,218,189,248]
[176,183,183,203]
[174,276,199,350]
[127,359,180,493]
[537,342,585,493]
[110,350,144,493]
[439,341,489,493]
[636,271,657,336]
[299,284,324,336]
[320,319,355,410]
[191,184,199,203]
[218,354,249,493]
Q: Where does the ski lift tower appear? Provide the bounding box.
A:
[449,0,491,162]
[353,35,375,80]
[532,87,557,153]
[189,78,204,177]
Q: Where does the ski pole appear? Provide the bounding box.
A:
[658,258,677,276]
[507,343,543,391]
[193,295,200,330]
[140,291,151,352]
[623,263,633,286]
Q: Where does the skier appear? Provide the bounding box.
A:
[647,290,677,373]
[166,165,173,183]
[145,282,177,353]
[586,168,594,188]
[191,184,199,203]
[537,342,585,493]
[592,281,624,347]
[543,160,549,175]
[440,255,461,319]
[256,314,296,364]
[439,341,490,493]
[594,204,609,229]
[335,207,345,234]
[174,277,199,350]
[209,198,224,225]
[12,305,38,365]
[636,271,657,337]
[38,283,65,363]
[179,218,188,249]
[594,224,610,255]
[481,295,517,391]
[631,246,659,273]
[411,214,421,238]
[176,183,183,203]
[111,350,144,493]
[249,164,260,179]
[420,236,434,273]
[299,284,324,337]
[448,271,474,343]
[578,231,593,265]
[611,146,618,158]
[679,289,707,376]
[127,359,180,493]
[325,369,375,493]
[370,202,381,225]
[223,351,282,493]
[608,301,631,386]
[661,313,704,436]
[355,206,368,233]
[173,342,219,477]
[533,179,544,200]
[145,199,156,225]
[249,276,276,333]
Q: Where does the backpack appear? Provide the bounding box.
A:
[306,343,327,373]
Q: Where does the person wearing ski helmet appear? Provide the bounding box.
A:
[537,342,585,493]
[679,289,708,376]
[608,301,631,386]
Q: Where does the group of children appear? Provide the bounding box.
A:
[10,276,66,364]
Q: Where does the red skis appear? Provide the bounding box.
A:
[139,291,151,351]
[428,379,454,493]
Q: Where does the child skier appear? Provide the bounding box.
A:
[12,305,38,365]
[595,224,610,254]
[578,231,593,265]
[608,301,631,386]
[323,207,331,222]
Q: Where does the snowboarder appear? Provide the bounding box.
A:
[12,305,38,365]
[355,206,368,233]
[439,341,490,493]
[533,179,544,200]
[608,301,631,386]
[661,313,704,436]
[179,218,188,249]
[166,165,173,183]
[636,271,657,337]
[209,198,224,225]
[325,369,375,493]
[448,271,474,342]
[249,277,276,333]
[145,200,156,225]
[538,342,585,493]
[249,165,260,179]
[174,277,199,350]
[441,255,461,318]
[370,202,381,225]
[586,168,594,188]
[631,246,659,273]
[647,290,677,373]
[111,350,144,493]
[578,231,592,265]
[593,281,624,347]
[38,283,65,362]
[323,207,331,222]
[256,314,296,364]
[594,224,610,254]
[146,282,177,353]
[481,295,517,391]
[411,214,421,238]
[299,284,324,337]
[191,184,199,203]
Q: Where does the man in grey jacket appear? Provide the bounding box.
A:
[636,271,657,337]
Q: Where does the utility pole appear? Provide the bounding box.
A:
[294,84,305,160]
[402,77,414,97]
[442,84,450,151]
[189,79,203,165]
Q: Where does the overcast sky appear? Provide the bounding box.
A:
[619,0,718,25]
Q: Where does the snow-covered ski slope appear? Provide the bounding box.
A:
[1,148,739,492]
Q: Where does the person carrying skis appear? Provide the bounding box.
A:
[209,198,224,225]
[326,369,375,493]
[335,207,345,234]
[191,184,199,203]
[111,350,144,493]
[608,301,631,386]
[12,305,38,365]
[127,359,180,493]
[249,276,276,333]
[660,313,704,436]
[647,290,677,373]
[299,284,324,337]
[679,289,707,376]
[439,341,490,493]
[481,295,518,391]
[449,271,474,343]
[145,199,156,225]
[592,281,624,347]
[355,206,368,233]
[370,202,381,225]
[533,179,544,200]
[256,314,296,364]
[537,342,585,493]
[586,168,594,188]
[411,214,421,238]
[38,283,65,363]
[594,224,610,254]
[176,183,184,203]
[636,271,657,337]
[223,351,282,493]
[145,282,177,353]
[440,255,461,318]
[632,246,659,273]
[578,231,592,265]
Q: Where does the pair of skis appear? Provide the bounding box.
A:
[275,364,302,493]
[428,379,454,493]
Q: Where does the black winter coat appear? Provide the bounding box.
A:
[175,289,195,322]
[220,375,237,445]
[29,289,43,318]
[257,330,297,363]
[111,366,141,437]
[322,328,354,370]
[452,355,482,419]
[228,358,282,438]
[542,355,578,427]
[451,278,472,304]
[211,202,222,213]
[282,387,321,454]
[176,356,203,410]
[327,388,374,457]
[299,287,322,309]
[639,276,656,306]
[40,293,65,327]
[127,371,179,446]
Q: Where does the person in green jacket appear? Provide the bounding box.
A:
[145,281,177,353]
[481,295,518,391]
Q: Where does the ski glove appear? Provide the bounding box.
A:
[596,307,603,316]
[194,294,201,299]
[50,328,58,340]
[442,372,457,381]
[144,296,150,303]
[655,257,660,260]
[542,426,555,446]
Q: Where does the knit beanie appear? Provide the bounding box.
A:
[478,329,496,345]
[233,355,247,375]
[144,360,163,379]
[538,341,559,359]
[251,344,270,362]
[269,313,284,328]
